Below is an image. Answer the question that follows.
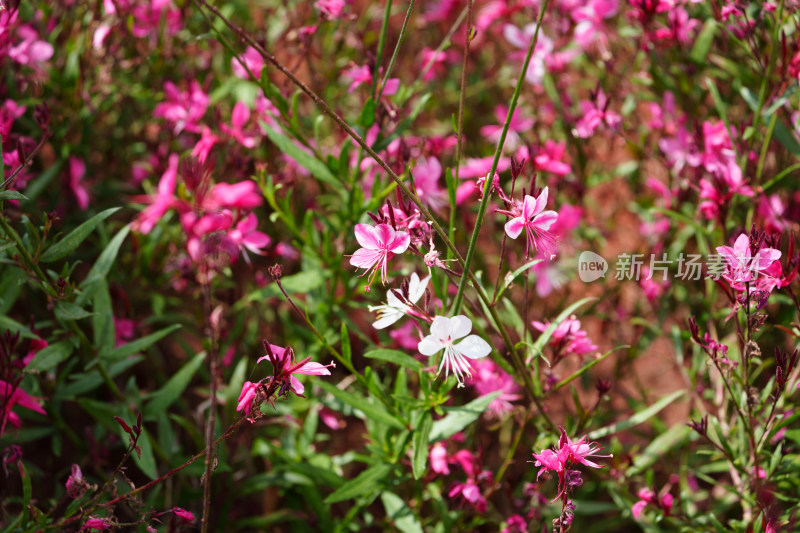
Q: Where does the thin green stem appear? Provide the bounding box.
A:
[372,0,394,97]
[0,213,57,298]
[377,0,416,101]
[450,0,549,315]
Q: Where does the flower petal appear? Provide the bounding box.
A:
[354,224,379,249]
[429,316,451,340]
[449,315,473,340]
[455,335,492,359]
[418,335,444,356]
[504,217,525,239]
[350,248,381,269]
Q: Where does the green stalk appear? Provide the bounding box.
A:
[372,0,394,97]
[377,0,416,101]
[450,0,550,315]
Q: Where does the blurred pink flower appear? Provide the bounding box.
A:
[349,223,410,289]
[316,0,347,19]
[573,90,621,138]
[68,156,89,210]
[232,46,265,79]
[65,464,84,497]
[632,487,673,519]
[532,315,597,360]
[206,181,263,210]
[134,154,180,234]
[228,212,271,259]
[412,156,447,210]
[192,127,220,163]
[171,507,195,522]
[532,140,571,176]
[81,517,113,531]
[221,101,258,148]
[469,359,521,417]
[153,81,208,134]
[480,106,533,151]
[430,442,450,475]
[1,380,46,434]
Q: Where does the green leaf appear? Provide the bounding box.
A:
[626,424,691,476]
[20,462,31,527]
[249,270,327,300]
[359,97,376,128]
[551,346,626,391]
[54,302,94,321]
[144,351,205,417]
[81,224,131,289]
[341,323,352,367]
[364,349,424,371]
[588,390,687,440]
[0,315,36,339]
[495,259,543,301]
[262,125,339,186]
[26,340,74,372]
[317,380,404,429]
[529,297,595,364]
[412,411,432,479]
[430,392,499,442]
[381,491,423,533]
[40,207,120,263]
[99,324,182,362]
[324,463,392,503]
[92,281,114,352]
[0,190,28,201]
[690,19,717,63]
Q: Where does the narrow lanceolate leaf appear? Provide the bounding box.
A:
[588,390,687,440]
[341,323,352,367]
[40,207,120,262]
[430,392,499,442]
[381,491,423,533]
[412,411,433,479]
[81,224,131,288]
[494,259,543,302]
[0,190,28,201]
[99,324,182,362]
[261,124,339,186]
[324,463,393,503]
[317,380,405,429]
[364,349,424,371]
[26,340,74,372]
[144,351,206,417]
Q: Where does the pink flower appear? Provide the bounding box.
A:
[430,442,450,475]
[532,140,571,176]
[503,23,553,86]
[153,81,208,134]
[221,101,258,148]
[498,186,559,259]
[573,90,621,138]
[133,154,180,234]
[81,517,113,531]
[236,381,260,416]
[8,25,54,66]
[171,507,195,522]
[0,99,25,138]
[192,127,220,163]
[632,487,673,519]
[412,156,447,210]
[68,157,89,210]
[228,213,271,258]
[257,344,335,396]
[448,480,487,513]
[480,106,533,151]
[532,428,610,501]
[502,514,528,533]
[571,0,618,49]
[1,380,47,434]
[349,223,410,289]
[206,181,263,210]
[342,64,372,93]
[469,359,521,417]
[316,0,347,19]
[716,233,781,290]
[65,464,84,497]
[531,315,597,360]
[232,46,265,79]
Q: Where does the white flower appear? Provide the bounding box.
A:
[368,273,430,329]
[418,315,492,387]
